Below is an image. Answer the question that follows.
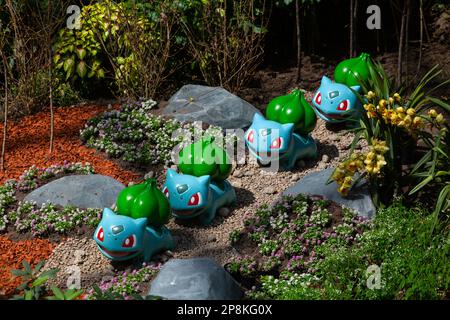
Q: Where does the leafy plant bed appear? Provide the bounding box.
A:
[80,100,237,167]
[0,163,101,239]
[228,195,449,299]
[226,194,370,297]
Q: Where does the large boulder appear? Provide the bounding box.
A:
[24,174,125,209]
[283,168,376,218]
[163,84,261,129]
[148,258,243,300]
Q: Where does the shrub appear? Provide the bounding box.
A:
[53,0,182,99]
[181,0,269,92]
[1,0,69,117]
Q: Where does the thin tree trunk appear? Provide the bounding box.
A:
[295,0,302,83]
[397,0,407,85]
[49,44,54,154]
[404,0,410,85]
[349,0,354,58]
[390,1,399,46]
[417,0,424,75]
[1,62,8,171]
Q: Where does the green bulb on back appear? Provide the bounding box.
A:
[266,89,316,135]
[116,179,170,228]
[334,52,373,87]
[178,136,232,182]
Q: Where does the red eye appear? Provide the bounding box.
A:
[315,92,322,105]
[188,192,202,206]
[96,227,104,242]
[122,235,136,248]
[270,137,283,149]
[163,187,169,199]
[247,130,254,143]
[337,99,349,111]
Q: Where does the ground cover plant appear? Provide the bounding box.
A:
[226,194,370,298]
[279,203,450,300]
[80,99,236,166]
[84,262,162,300]
[0,162,101,235]
[228,195,449,300]
[10,259,162,300]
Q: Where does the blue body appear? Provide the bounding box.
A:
[163,169,236,225]
[312,76,362,123]
[245,113,317,170]
[94,208,174,262]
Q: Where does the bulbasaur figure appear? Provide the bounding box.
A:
[94,208,174,262]
[163,169,236,225]
[245,113,317,170]
[312,76,362,124]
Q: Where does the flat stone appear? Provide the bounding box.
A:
[163,85,261,129]
[24,175,125,209]
[282,168,376,218]
[149,258,243,300]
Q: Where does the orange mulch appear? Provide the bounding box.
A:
[0,105,141,298]
[0,105,140,184]
[0,236,54,297]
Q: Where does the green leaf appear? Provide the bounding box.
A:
[34,260,46,272]
[32,276,49,288]
[65,289,84,300]
[410,150,432,175]
[97,68,105,78]
[409,175,433,195]
[53,54,61,65]
[39,268,59,279]
[10,269,27,277]
[51,286,65,300]
[76,61,88,78]
[63,58,75,73]
[25,290,34,300]
[22,261,32,275]
[76,48,87,60]
[427,96,450,113]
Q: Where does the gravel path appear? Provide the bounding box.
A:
[43,116,366,290]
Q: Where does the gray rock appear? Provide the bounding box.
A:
[282,168,376,218]
[163,85,261,129]
[24,174,125,209]
[149,258,243,300]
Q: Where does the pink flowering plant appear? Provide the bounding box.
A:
[85,262,161,300]
[0,162,99,234]
[226,194,370,298]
